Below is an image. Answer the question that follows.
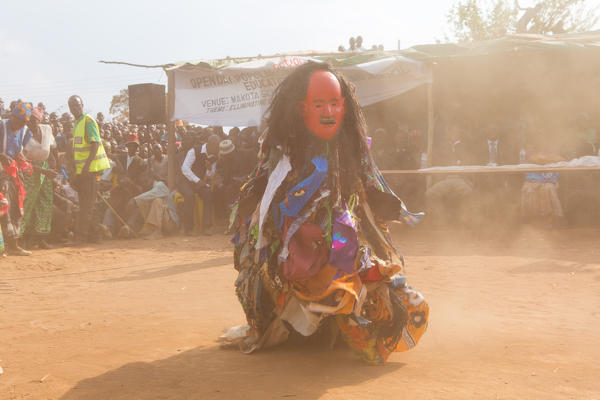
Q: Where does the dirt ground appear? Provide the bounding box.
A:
[1,226,599,400]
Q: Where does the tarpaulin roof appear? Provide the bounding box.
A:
[99,31,600,125]
[164,30,600,71]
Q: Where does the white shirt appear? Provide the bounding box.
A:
[126,154,133,168]
[101,159,116,182]
[182,148,201,183]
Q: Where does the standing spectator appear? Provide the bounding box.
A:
[214,139,246,223]
[68,95,110,244]
[20,107,57,249]
[149,143,168,182]
[425,125,473,227]
[53,122,67,152]
[116,133,147,181]
[0,100,34,255]
[179,134,219,235]
[474,124,516,166]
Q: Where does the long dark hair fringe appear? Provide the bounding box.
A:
[264,62,376,201]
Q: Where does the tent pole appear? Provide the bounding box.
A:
[426,80,434,167]
[167,70,176,191]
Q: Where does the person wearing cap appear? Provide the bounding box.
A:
[0,100,35,255]
[68,95,110,244]
[116,133,147,181]
[213,139,240,221]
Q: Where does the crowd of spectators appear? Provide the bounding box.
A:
[2,94,599,257]
[0,97,258,256]
[370,114,600,229]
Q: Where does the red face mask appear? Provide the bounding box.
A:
[300,70,345,140]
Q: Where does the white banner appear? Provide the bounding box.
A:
[172,55,431,126]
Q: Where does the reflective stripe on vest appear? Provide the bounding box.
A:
[74,153,109,165]
[73,114,110,174]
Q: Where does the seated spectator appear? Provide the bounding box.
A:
[51,175,77,244]
[425,125,473,227]
[521,142,565,225]
[102,175,146,237]
[471,124,520,228]
[132,178,179,239]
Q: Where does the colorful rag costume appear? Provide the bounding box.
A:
[226,63,428,364]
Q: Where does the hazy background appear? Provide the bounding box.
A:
[0,0,469,118]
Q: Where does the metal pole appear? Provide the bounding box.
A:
[166,70,176,191]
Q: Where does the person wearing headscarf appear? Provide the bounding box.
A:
[0,100,34,255]
[19,107,58,249]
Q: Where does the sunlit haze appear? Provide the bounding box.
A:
[0,0,470,118]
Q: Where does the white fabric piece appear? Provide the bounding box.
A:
[256,154,291,250]
[100,160,116,182]
[306,284,368,316]
[419,155,600,172]
[280,296,324,336]
[217,325,250,342]
[23,124,55,161]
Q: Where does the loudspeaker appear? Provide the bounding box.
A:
[128,83,166,125]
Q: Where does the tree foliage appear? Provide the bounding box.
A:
[109,88,129,123]
[447,0,600,43]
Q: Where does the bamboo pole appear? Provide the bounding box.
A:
[381,166,600,175]
[167,70,176,191]
[426,80,434,168]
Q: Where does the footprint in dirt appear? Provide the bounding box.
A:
[0,282,15,293]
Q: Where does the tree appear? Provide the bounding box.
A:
[447,0,599,43]
[109,88,129,123]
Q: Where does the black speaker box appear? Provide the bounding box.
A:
[128,83,166,124]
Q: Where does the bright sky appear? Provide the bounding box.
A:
[1,0,532,119]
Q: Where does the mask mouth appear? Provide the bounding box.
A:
[319,116,337,126]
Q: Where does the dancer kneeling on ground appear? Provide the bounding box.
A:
[223,62,429,364]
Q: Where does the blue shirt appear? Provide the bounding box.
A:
[525,172,559,183]
[0,119,33,158]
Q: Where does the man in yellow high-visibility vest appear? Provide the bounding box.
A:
[68,95,110,244]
